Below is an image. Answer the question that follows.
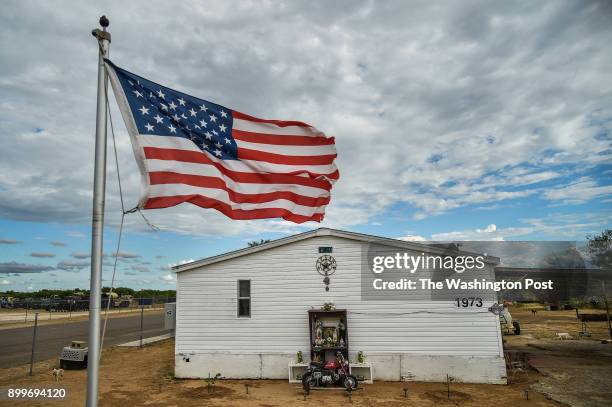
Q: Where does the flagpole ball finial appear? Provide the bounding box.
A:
[99,15,109,29]
[92,16,111,42]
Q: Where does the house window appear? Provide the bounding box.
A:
[237,280,251,318]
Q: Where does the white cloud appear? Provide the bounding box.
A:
[0,262,54,274]
[131,265,150,273]
[397,234,427,242]
[30,252,56,258]
[70,251,89,259]
[111,251,141,259]
[56,260,89,272]
[479,224,497,233]
[66,231,86,238]
[161,274,174,282]
[429,210,611,242]
[168,259,195,268]
[1,279,11,285]
[543,177,612,204]
[431,223,536,241]
[0,1,610,235]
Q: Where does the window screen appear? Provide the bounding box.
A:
[237,280,251,317]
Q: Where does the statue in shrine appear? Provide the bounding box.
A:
[338,318,346,343]
[314,318,324,346]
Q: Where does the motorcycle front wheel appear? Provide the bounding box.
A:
[344,375,358,390]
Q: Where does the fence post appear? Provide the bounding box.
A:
[140,305,144,348]
[603,281,612,340]
[29,312,39,376]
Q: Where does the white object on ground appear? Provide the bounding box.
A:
[556,332,572,340]
[118,332,174,347]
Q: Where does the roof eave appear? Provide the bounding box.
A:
[173,228,500,273]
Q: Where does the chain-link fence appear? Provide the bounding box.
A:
[0,296,175,324]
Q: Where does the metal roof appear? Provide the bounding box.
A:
[173,227,501,272]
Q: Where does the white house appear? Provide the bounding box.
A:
[172,228,506,384]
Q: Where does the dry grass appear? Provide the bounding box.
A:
[509,306,610,341]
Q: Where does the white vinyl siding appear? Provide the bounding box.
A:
[176,236,503,358]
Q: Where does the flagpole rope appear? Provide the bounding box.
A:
[99,48,124,355]
[98,54,160,357]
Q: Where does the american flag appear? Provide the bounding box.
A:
[105,60,338,223]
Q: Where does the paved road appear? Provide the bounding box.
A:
[0,313,170,368]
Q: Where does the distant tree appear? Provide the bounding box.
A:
[541,247,586,269]
[587,229,612,269]
[101,286,135,296]
[133,289,176,299]
[247,239,271,247]
[113,287,135,296]
[0,288,174,300]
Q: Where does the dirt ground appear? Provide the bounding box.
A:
[508,305,611,341]
[0,339,555,407]
[1,306,610,407]
[505,306,612,407]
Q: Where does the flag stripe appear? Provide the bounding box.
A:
[139,135,336,169]
[143,146,339,179]
[146,159,334,191]
[235,139,337,156]
[147,184,326,217]
[149,169,330,197]
[237,147,337,166]
[232,110,315,129]
[149,172,330,206]
[144,195,324,223]
[232,129,335,146]
[233,117,322,136]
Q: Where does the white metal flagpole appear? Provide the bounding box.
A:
[87,16,110,407]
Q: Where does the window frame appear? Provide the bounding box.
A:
[237,279,251,318]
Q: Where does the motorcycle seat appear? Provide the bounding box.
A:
[309,361,325,368]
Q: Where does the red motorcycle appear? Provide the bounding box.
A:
[302,352,358,392]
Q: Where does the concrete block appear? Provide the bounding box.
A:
[261,354,294,379]
[401,355,506,384]
[175,353,261,379]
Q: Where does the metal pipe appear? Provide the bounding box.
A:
[603,281,611,340]
[86,15,110,407]
[140,305,144,348]
[29,312,39,376]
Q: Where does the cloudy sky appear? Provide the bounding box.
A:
[0,1,610,291]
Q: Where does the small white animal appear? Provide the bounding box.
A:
[556,332,572,340]
[52,368,64,382]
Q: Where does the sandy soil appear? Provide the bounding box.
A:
[2,306,610,406]
[0,339,557,407]
[505,306,612,407]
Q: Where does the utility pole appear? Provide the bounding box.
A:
[87,15,110,407]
